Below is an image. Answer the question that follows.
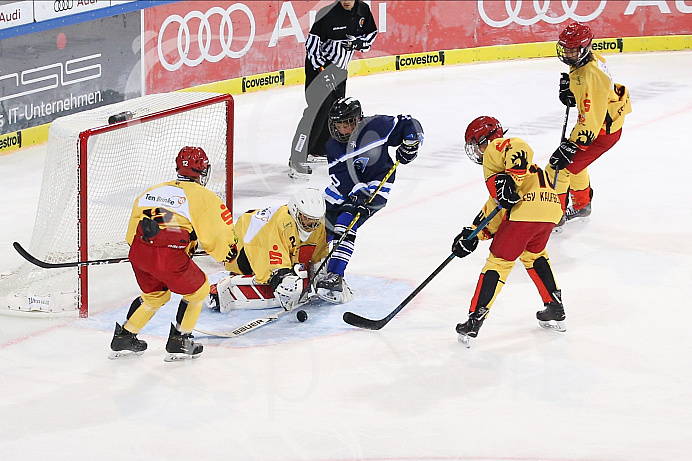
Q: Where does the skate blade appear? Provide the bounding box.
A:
[164,352,202,362]
[552,225,564,234]
[457,334,472,348]
[538,320,566,332]
[567,216,591,224]
[108,350,145,360]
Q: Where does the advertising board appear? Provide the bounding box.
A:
[0,11,141,141]
[144,0,692,94]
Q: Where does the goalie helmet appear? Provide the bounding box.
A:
[328,97,363,143]
[557,22,593,67]
[288,188,326,242]
[464,116,504,165]
[176,146,210,186]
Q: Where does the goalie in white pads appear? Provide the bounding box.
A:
[208,188,350,313]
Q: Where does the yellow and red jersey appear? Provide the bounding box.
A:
[225,205,328,284]
[479,137,563,227]
[126,180,237,263]
[568,52,631,148]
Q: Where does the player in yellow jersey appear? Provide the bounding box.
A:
[547,22,631,228]
[453,117,566,347]
[207,188,334,313]
[109,147,239,361]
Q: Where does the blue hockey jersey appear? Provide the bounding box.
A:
[324,114,422,209]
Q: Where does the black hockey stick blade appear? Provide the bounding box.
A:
[343,254,456,330]
[13,242,209,269]
[342,205,503,330]
[13,241,129,269]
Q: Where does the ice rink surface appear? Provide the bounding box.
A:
[1,51,691,461]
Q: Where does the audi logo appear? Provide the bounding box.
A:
[54,0,74,13]
[157,5,256,72]
[478,0,607,27]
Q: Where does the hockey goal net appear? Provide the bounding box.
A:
[0,92,233,317]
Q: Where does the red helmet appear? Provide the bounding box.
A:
[464,116,504,164]
[176,146,210,185]
[557,22,593,67]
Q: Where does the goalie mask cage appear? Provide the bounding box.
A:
[0,92,233,318]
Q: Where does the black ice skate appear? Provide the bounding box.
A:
[315,272,343,292]
[108,322,147,359]
[536,290,566,332]
[554,203,591,233]
[164,323,203,362]
[456,306,489,348]
[565,202,591,222]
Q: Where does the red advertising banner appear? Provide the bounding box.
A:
[144,0,692,94]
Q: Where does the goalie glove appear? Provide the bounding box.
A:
[268,267,305,311]
[396,132,423,164]
[549,140,578,171]
[494,173,520,210]
[559,72,576,107]
[451,227,479,258]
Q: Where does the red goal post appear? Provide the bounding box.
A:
[0,92,234,318]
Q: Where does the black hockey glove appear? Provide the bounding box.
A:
[549,140,578,170]
[495,173,521,210]
[559,72,576,107]
[451,227,479,258]
[396,133,422,164]
[341,194,370,219]
[322,70,337,91]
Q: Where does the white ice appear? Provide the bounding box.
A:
[1,51,691,461]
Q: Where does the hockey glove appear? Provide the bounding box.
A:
[224,241,239,263]
[451,227,479,258]
[396,133,423,164]
[495,173,521,210]
[269,268,302,311]
[549,140,578,171]
[322,71,338,91]
[340,194,371,219]
[559,72,576,107]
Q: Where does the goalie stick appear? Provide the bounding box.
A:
[193,295,319,338]
[342,204,503,330]
[194,308,291,338]
[12,241,207,269]
[298,161,400,301]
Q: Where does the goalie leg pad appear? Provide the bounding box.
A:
[214,275,280,313]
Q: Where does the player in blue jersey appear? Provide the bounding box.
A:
[315,97,423,301]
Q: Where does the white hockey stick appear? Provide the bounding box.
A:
[194,309,291,338]
[194,295,313,338]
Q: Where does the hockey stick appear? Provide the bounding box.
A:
[13,242,129,269]
[13,241,207,269]
[342,204,503,330]
[299,161,400,301]
[553,105,571,187]
[193,294,321,338]
[194,308,291,338]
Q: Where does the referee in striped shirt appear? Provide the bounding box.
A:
[289,0,378,179]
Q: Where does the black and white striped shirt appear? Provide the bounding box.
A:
[305,0,378,71]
